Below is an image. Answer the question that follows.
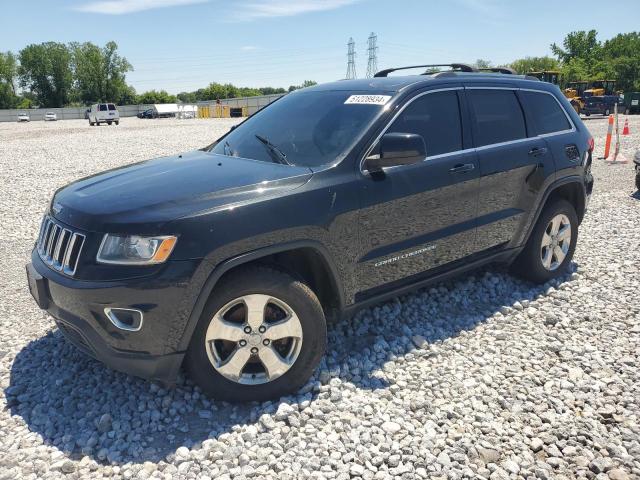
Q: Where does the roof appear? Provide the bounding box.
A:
[306,72,548,94]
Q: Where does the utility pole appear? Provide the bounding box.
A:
[345,37,357,80]
[366,32,378,78]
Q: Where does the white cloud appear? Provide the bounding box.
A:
[75,0,208,15]
[241,45,259,51]
[231,0,361,21]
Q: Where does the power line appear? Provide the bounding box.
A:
[366,33,378,78]
[345,37,357,80]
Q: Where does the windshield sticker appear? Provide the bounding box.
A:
[344,95,392,105]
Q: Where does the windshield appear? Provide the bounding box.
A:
[209,90,392,167]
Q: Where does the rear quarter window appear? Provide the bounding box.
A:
[107,104,116,111]
[468,90,527,147]
[99,104,107,111]
[520,91,572,135]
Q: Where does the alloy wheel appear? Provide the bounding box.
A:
[204,294,303,385]
[540,213,571,271]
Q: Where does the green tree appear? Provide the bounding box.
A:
[510,56,560,74]
[0,51,19,108]
[18,42,73,107]
[600,32,640,91]
[177,91,197,103]
[473,59,492,69]
[551,30,601,66]
[71,41,133,105]
[288,80,317,92]
[136,90,177,104]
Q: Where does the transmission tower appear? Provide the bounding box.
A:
[366,32,378,78]
[345,37,357,80]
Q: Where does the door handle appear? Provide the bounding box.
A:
[528,147,548,157]
[449,163,475,174]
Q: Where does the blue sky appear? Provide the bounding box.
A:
[2,0,638,93]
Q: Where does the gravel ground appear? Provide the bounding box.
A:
[0,116,639,480]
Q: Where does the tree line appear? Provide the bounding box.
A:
[1,31,638,109]
[507,31,639,91]
[0,41,318,109]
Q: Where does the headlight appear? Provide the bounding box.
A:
[97,234,177,265]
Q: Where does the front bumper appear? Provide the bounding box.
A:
[27,251,203,384]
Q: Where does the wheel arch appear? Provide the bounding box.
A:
[523,176,586,248]
[177,241,344,352]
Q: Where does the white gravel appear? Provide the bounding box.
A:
[0,116,639,479]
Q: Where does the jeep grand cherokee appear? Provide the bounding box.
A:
[27,64,594,402]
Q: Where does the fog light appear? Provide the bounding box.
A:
[104,308,143,332]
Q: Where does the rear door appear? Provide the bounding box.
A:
[356,87,481,294]
[468,87,555,252]
[107,103,118,119]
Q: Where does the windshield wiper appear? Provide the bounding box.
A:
[254,134,290,165]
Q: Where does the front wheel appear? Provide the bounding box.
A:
[115,120,119,125]
[510,199,578,284]
[185,266,327,402]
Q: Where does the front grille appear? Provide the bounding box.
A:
[37,216,85,276]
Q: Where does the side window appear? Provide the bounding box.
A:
[386,90,463,157]
[108,104,116,111]
[99,104,107,111]
[468,89,526,147]
[520,91,571,135]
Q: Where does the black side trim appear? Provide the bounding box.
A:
[346,247,519,318]
[178,241,344,351]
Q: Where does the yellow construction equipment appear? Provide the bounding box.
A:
[583,80,617,98]
[528,72,585,114]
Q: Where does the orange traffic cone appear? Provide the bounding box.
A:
[622,118,630,136]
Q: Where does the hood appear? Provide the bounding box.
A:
[52,150,313,232]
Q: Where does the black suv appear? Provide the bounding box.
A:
[26,64,594,402]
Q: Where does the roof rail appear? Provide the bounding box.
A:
[374,63,476,77]
[478,67,517,75]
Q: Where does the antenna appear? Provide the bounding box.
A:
[366,32,378,78]
[345,37,357,80]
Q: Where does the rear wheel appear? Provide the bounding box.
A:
[510,199,578,284]
[604,108,611,116]
[107,121,112,125]
[635,172,640,191]
[185,266,327,402]
[115,120,119,125]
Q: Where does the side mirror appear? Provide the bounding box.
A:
[365,132,426,172]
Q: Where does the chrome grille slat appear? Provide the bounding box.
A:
[36,216,85,276]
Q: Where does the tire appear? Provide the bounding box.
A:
[89,121,94,126]
[636,172,640,191]
[185,266,327,402]
[115,121,119,125]
[605,109,610,116]
[510,199,578,284]
[107,121,112,125]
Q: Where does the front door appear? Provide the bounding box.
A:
[356,88,480,296]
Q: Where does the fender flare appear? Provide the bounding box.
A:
[522,175,586,247]
[177,240,345,351]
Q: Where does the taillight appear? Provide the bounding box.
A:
[587,137,594,153]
